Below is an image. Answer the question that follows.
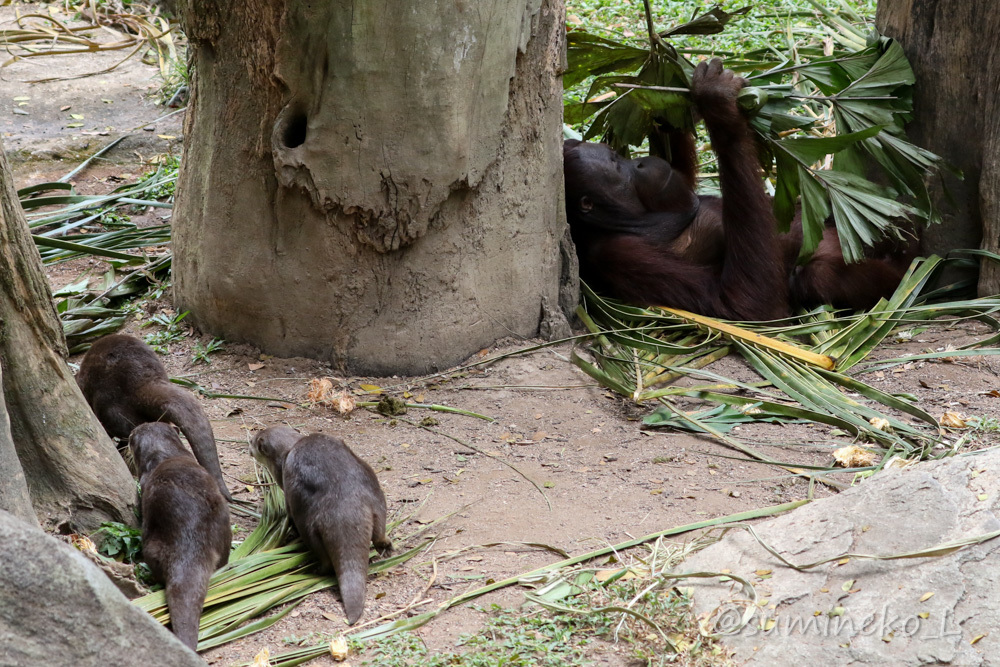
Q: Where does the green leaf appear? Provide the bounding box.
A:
[51,276,91,297]
[17,181,73,198]
[840,39,914,97]
[769,111,817,135]
[804,170,915,262]
[775,125,882,166]
[628,87,688,114]
[773,151,800,230]
[565,32,648,89]
[796,48,880,95]
[798,168,831,260]
[564,100,611,125]
[659,6,751,37]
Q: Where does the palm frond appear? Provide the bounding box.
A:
[565,3,950,261]
[577,256,1000,466]
[19,156,177,351]
[132,468,431,651]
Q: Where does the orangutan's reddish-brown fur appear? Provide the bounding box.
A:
[563,58,915,319]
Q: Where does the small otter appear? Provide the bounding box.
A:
[130,422,231,650]
[250,426,391,624]
[76,334,231,500]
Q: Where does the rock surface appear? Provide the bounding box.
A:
[0,510,204,667]
[679,451,1000,666]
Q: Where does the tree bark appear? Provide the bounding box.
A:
[0,138,137,531]
[876,0,1000,293]
[0,360,36,525]
[980,29,1000,294]
[173,0,572,375]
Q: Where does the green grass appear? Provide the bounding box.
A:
[354,609,596,667]
[349,580,725,667]
[566,0,877,59]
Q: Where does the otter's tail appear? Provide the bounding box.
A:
[156,385,232,501]
[165,563,212,651]
[331,540,372,625]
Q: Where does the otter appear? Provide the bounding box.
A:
[76,333,231,500]
[250,426,391,624]
[130,422,231,650]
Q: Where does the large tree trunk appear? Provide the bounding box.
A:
[876,1,1000,293]
[0,139,137,531]
[980,30,1000,294]
[0,361,36,525]
[173,0,572,376]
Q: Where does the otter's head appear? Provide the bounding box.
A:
[129,422,188,484]
[250,425,302,484]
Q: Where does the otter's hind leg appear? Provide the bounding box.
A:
[372,509,392,555]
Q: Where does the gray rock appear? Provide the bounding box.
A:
[0,510,204,667]
[679,451,1000,666]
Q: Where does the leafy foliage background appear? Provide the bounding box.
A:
[565,1,949,262]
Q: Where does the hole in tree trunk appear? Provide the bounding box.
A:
[282,111,308,148]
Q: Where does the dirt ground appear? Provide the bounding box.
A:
[5,6,1000,666]
[47,275,1000,667]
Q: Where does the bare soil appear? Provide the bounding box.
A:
[81,306,1000,667]
[6,7,1000,665]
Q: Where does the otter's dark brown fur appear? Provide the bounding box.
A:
[76,333,231,500]
[130,422,231,650]
[250,426,391,624]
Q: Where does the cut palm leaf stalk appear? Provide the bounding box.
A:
[230,468,294,559]
[57,137,129,183]
[168,377,298,405]
[33,234,155,263]
[645,400,806,434]
[657,307,836,370]
[572,349,634,397]
[638,345,731,394]
[355,401,495,422]
[637,369,772,403]
[574,294,741,401]
[254,500,809,667]
[36,226,172,262]
[579,288,728,356]
[134,469,432,651]
[649,389,866,437]
[24,172,176,233]
[715,521,1000,572]
[815,367,938,429]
